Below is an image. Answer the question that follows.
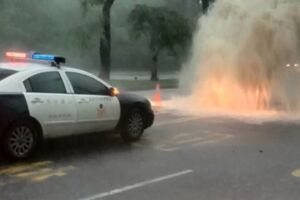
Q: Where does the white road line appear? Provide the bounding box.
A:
[79,169,193,200]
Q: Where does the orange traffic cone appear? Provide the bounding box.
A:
[152,83,162,108]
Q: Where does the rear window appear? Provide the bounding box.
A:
[24,71,66,94]
[0,69,17,81]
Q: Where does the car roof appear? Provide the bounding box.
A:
[0,62,89,74]
[0,62,50,72]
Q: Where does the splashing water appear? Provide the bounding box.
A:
[176,0,300,115]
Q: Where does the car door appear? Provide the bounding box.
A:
[23,71,77,137]
[64,71,120,134]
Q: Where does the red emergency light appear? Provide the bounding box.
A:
[5,52,27,59]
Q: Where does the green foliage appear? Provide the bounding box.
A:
[128,5,191,56]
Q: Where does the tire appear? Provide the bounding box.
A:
[2,120,39,160]
[121,108,145,142]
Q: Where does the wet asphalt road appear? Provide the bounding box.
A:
[1,101,300,199]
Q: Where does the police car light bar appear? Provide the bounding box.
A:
[5,52,66,65]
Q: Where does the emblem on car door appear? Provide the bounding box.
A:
[97,104,105,118]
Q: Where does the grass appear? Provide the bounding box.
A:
[107,79,179,91]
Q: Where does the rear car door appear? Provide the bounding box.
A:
[23,71,76,137]
[64,71,120,134]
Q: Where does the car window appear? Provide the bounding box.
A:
[66,72,108,95]
[24,71,66,94]
[0,69,17,81]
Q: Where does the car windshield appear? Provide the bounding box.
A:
[0,69,17,81]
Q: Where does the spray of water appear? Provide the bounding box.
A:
[173,0,300,116]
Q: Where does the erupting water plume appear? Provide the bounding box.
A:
[179,0,300,114]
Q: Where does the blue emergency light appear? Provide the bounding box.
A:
[31,53,66,65]
[31,53,55,61]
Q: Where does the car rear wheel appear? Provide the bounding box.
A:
[121,108,145,142]
[2,121,39,160]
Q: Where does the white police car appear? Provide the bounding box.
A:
[0,52,154,159]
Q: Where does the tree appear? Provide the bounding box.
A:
[164,0,215,15]
[81,0,115,79]
[201,0,209,13]
[128,5,191,81]
[201,0,215,14]
[163,0,201,22]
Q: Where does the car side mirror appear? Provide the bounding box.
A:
[109,87,120,96]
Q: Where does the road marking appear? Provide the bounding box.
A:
[292,169,300,178]
[154,117,199,127]
[79,169,193,200]
[154,132,233,152]
[154,144,180,152]
[31,166,74,182]
[173,132,194,139]
[176,137,205,145]
[16,168,53,178]
[0,161,52,175]
[0,161,75,186]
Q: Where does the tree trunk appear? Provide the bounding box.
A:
[151,53,159,81]
[99,0,115,79]
[201,0,209,14]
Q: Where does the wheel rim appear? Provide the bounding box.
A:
[8,126,34,157]
[128,112,144,138]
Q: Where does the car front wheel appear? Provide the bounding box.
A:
[2,120,39,160]
[121,108,145,142]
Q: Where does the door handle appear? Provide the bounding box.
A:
[31,98,44,104]
[99,104,103,109]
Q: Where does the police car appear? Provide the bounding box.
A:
[0,52,154,159]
